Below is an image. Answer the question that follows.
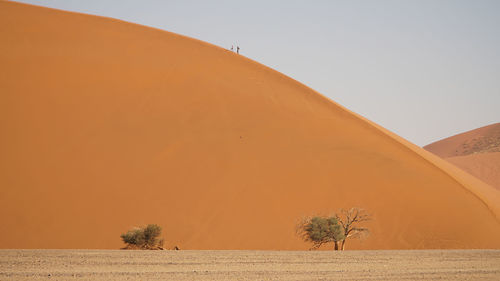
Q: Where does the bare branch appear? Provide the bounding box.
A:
[335,207,372,249]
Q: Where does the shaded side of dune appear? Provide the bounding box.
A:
[425,123,500,158]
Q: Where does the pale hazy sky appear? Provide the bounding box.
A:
[15,0,500,146]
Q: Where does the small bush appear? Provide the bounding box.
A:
[120,224,164,250]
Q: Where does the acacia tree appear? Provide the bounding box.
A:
[297,216,345,250]
[335,208,371,250]
[298,208,371,251]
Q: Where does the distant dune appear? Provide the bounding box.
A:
[1,1,500,250]
[424,123,500,158]
[425,123,500,191]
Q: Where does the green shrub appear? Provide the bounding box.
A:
[120,224,164,249]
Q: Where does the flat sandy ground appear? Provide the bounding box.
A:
[1,250,499,280]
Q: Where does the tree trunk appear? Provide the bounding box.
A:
[334,241,339,251]
[341,240,346,251]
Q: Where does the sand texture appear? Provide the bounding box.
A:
[1,250,500,281]
[425,124,500,190]
[425,123,500,158]
[445,153,500,191]
[1,1,500,250]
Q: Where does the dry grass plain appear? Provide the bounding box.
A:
[1,250,499,280]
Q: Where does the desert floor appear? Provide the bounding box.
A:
[0,250,499,280]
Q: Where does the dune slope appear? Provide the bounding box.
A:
[1,1,500,250]
[424,123,500,158]
[445,153,500,191]
[425,124,500,191]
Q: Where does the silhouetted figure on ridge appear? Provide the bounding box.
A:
[237,46,240,54]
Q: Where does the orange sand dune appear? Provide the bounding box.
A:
[425,124,500,191]
[424,123,500,158]
[446,153,500,191]
[1,1,500,250]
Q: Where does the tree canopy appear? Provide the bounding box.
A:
[298,216,344,250]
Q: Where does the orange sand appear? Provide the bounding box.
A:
[446,153,500,191]
[424,123,500,158]
[1,1,500,250]
[425,124,500,191]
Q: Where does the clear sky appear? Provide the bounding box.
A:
[14,0,500,146]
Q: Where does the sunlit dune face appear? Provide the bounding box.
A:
[1,1,499,250]
[445,153,500,191]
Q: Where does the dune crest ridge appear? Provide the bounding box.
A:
[1,1,500,250]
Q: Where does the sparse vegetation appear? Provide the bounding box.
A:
[335,208,371,250]
[298,216,345,250]
[298,208,371,251]
[120,224,164,250]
